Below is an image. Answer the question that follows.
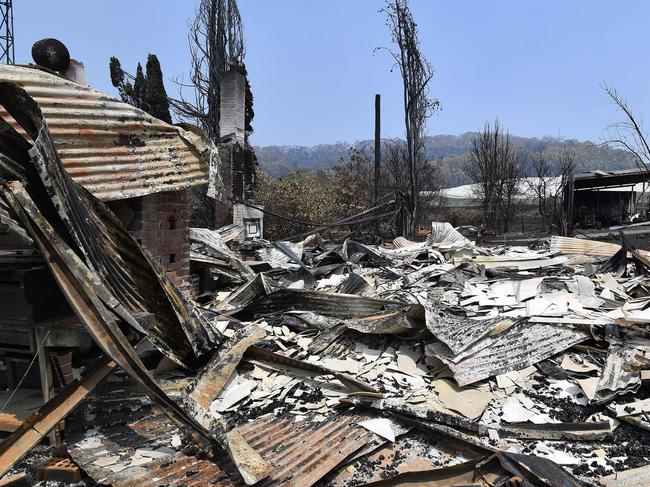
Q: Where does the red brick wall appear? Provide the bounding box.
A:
[129,190,190,289]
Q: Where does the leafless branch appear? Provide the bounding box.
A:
[463,119,522,235]
[603,82,650,172]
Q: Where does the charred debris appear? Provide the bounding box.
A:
[1,76,650,487]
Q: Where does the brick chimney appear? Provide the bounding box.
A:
[219,68,246,143]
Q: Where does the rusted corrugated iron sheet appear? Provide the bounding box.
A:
[66,388,233,487]
[240,414,377,487]
[0,65,209,201]
[67,385,378,487]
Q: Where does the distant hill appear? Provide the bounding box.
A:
[255,133,639,188]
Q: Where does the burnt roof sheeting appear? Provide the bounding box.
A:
[67,385,378,487]
[430,321,589,386]
[240,414,377,487]
[235,288,400,321]
[425,306,507,355]
[190,227,255,283]
[550,236,622,257]
[66,389,235,486]
[429,222,474,247]
[594,340,648,403]
[0,65,209,201]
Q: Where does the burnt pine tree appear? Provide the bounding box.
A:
[108,54,172,123]
[109,56,137,106]
[145,54,172,123]
[133,63,146,111]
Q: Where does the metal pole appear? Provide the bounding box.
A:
[374,94,381,234]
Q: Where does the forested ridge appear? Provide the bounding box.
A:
[255,133,638,187]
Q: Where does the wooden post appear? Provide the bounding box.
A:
[374,94,381,233]
[30,315,60,446]
[564,176,575,236]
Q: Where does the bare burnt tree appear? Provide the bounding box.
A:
[499,147,521,233]
[173,0,245,143]
[379,0,440,238]
[603,83,650,172]
[383,139,441,214]
[526,151,554,233]
[526,150,576,235]
[464,120,522,235]
[556,151,577,236]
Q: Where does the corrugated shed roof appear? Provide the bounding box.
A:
[0,65,209,201]
[574,169,650,190]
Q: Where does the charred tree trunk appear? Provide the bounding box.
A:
[380,0,439,238]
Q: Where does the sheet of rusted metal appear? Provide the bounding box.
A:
[0,65,209,201]
[0,358,116,477]
[240,414,377,487]
[67,384,379,487]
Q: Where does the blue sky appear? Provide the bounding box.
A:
[15,1,650,146]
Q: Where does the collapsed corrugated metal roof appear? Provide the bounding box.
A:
[235,289,401,321]
[0,64,210,201]
[0,82,216,368]
[0,82,249,479]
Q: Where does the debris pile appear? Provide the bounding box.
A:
[2,82,650,486]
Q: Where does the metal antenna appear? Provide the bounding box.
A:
[0,0,14,64]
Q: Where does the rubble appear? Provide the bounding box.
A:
[2,78,650,487]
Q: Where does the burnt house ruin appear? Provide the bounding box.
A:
[0,64,214,410]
